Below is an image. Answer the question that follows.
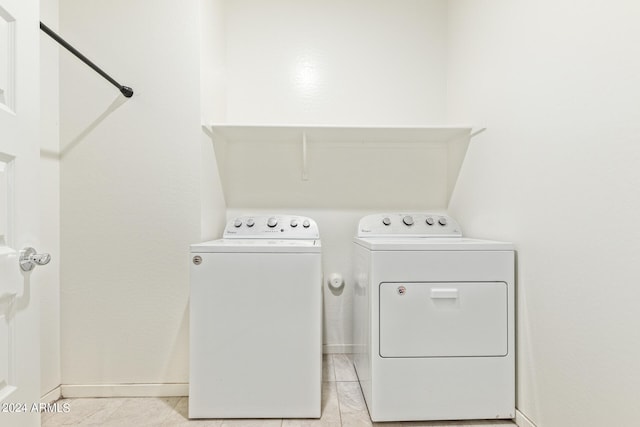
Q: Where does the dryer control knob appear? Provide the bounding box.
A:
[267,217,278,228]
[426,217,435,226]
[403,215,414,226]
[246,218,255,227]
[233,219,243,228]
[382,217,391,226]
[290,219,298,228]
[302,219,311,228]
[438,217,448,226]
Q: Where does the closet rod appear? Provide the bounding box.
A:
[40,22,134,98]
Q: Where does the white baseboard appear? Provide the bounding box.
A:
[515,409,537,427]
[323,344,356,354]
[61,383,189,398]
[55,382,532,427]
[41,386,61,403]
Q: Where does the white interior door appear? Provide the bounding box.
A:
[0,0,42,426]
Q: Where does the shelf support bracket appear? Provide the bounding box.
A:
[302,131,309,181]
[469,127,487,139]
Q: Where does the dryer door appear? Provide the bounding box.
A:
[379,282,508,358]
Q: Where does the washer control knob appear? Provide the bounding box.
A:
[402,215,414,226]
[426,217,435,226]
[382,217,391,226]
[290,219,298,228]
[233,219,243,228]
[246,218,255,227]
[302,219,311,228]
[267,217,278,228]
[438,217,448,226]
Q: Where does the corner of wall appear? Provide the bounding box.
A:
[199,0,227,241]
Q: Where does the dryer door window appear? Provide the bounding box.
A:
[379,282,508,358]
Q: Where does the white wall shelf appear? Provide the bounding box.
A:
[203,123,485,209]
[208,123,483,143]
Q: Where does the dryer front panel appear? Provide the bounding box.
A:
[379,282,508,358]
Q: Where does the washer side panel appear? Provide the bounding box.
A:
[189,252,322,418]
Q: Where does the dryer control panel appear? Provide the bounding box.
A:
[223,215,320,239]
[357,213,462,237]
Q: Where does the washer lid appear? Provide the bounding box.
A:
[191,239,322,253]
[353,237,513,251]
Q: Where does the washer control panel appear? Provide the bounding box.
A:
[357,213,461,237]
[223,215,319,239]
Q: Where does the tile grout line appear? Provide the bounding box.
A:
[83,397,126,426]
[331,355,344,427]
[167,396,184,424]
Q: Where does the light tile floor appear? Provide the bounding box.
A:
[42,355,516,427]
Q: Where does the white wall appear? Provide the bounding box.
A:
[447,1,640,425]
[59,0,225,392]
[220,0,447,125]
[200,0,228,241]
[211,0,450,352]
[39,0,61,399]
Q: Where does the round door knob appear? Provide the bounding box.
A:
[426,217,434,226]
[267,217,278,228]
[290,219,298,228]
[382,217,391,226]
[246,218,255,227]
[233,219,243,228]
[302,220,311,228]
[438,217,448,226]
[403,215,414,226]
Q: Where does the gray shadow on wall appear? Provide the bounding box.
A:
[60,95,129,158]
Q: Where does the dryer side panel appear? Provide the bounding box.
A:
[352,243,373,410]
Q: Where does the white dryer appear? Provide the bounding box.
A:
[353,213,515,422]
[189,215,322,419]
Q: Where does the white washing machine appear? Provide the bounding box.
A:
[353,213,515,422]
[189,214,322,419]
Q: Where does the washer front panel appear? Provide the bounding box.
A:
[189,251,322,418]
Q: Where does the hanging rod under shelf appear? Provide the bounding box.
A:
[40,22,134,98]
